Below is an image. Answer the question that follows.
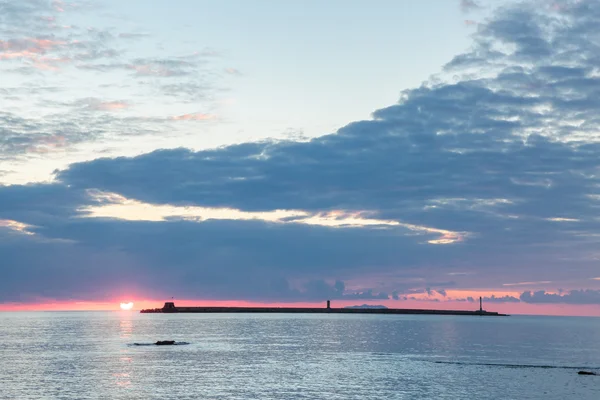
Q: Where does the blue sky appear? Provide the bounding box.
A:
[4,0,600,313]
[1,0,479,183]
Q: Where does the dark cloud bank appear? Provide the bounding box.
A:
[3,0,600,304]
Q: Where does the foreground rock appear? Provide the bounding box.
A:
[578,371,598,376]
[155,340,176,345]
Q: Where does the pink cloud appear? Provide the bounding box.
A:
[0,38,65,54]
[93,101,129,111]
[172,113,216,121]
[26,135,67,154]
[224,67,242,76]
[80,99,130,111]
[0,38,70,69]
[52,0,65,12]
[34,56,71,70]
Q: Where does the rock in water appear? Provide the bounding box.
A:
[155,340,176,345]
[578,371,598,375]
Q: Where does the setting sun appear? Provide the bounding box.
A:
[120,302,134,311]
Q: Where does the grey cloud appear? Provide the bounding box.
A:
[520,290,600,304]
[53,2,600,251]
[0,0,52,33]
[0,111,164,158]
[118,32,150,39]
[345,304,388,309]
[7,0,600,302]
[160,82,216,102]
[49,0,600,296]
[71,98,130,112]
[458,291,600,304]
[0,212,404,301]
[343,290,389,300]
[76,62,126,73]
[124,57,199,77]
[300,280,387,301]
[483,295,520,303]
[0,177,479,302]
[460,0,480,13]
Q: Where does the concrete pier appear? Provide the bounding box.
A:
[140,301,508,316]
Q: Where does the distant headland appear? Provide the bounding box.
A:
[140,298,508,316]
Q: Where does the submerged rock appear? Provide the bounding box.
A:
[155,340,176,345]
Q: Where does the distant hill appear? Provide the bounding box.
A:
[344,304,388,309]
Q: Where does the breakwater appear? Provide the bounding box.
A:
[140,301,507,316]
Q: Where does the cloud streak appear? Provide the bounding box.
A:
[172,113,216,121]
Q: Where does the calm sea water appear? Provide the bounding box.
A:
[1,312,600,399]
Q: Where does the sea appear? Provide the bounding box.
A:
[1,312,600,399]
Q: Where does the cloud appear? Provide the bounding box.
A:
[483,295,520,303]
[0,37,71,70]
[127,58,195,77]
[80,191,407,229]
[503,280,552,286]
[0,38,65,54]
[118,32,150,39]
[300,280,389,301]
[6,0,600,303]
[520,290,600,304]
[0,219,35,235]
[73,98,130,112]
[30,0,600,300]
[0,182,473,301]
[0,111,163,159]
[0,0,226,162]
[454,290,600,304]
[0,209,407,301]
[159,82,209,100]
[0,4,117,70]
[171,113,216,121]
[460,0,480,13]
[224,67,242,76]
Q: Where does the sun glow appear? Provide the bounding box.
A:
[79,190,467,244]
[120,302,134,310]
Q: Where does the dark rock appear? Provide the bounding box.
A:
[578,371,598,375]
[155,340,176,345]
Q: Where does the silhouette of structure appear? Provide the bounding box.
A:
[140,300,507,316]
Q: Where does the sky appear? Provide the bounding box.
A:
[3,0,600,315]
